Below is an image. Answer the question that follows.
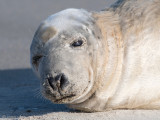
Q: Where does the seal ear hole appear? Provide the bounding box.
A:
[71,38,86,47]
[32,55,43,70]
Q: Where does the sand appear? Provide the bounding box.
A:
[1,0,160,119]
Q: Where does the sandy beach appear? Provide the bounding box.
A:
[1,0,160,119]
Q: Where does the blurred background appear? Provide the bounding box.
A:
[0,0,116,117]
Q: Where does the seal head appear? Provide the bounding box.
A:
[30,9,103,104]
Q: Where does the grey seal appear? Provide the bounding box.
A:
[30,0,160,112]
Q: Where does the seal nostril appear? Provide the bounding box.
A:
[54,74,69,90]
[55,74,62,81]
[60,76,65,87]
[47,76,57,90]
[46,73,69,91]
[59,74,69,90]
[60,75,65,89]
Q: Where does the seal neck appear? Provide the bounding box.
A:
[92,11,124,103]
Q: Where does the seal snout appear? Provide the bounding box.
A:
[46,73,69,91]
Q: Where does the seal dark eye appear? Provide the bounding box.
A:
[71,39,83,47]
[32,55,43,70]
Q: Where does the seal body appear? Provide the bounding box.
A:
[30,0,160,112]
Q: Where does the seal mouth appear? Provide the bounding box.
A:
[42,80,92,104]
[42,79,77,103]
[43,90,76,103]
[42,81,94,104]
[54,94,76,103]
[42,67,94,104]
